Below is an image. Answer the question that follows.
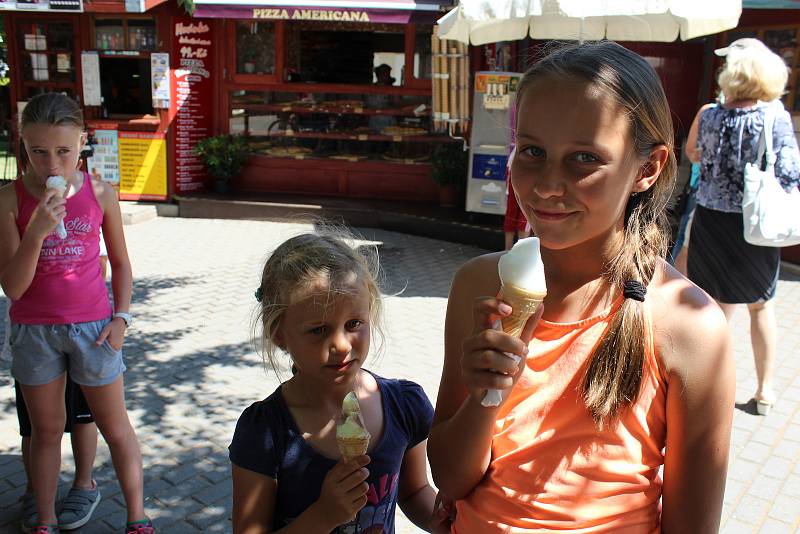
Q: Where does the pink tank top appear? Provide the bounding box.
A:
[454,297,667,533]
[10,173,112,325]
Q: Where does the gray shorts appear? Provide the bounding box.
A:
[9,317,126,387]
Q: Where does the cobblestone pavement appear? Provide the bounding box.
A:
[0,217,798,533]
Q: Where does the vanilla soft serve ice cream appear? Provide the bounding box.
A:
[336,391,370,461]
[482,237,547,407]
[498,237,547,296]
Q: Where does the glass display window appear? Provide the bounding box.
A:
[17,21,76,85]
[229,88,435,163]
[235,21,276,76]
[94,18,156,52]
[414,25,433,81]
[287,22,404,85]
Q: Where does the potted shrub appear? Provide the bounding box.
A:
[430,142,468,208]
[193,134,249,194]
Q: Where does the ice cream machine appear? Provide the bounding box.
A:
[465,71,522,215]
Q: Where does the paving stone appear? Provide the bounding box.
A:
[767,494,800,524]
[0,217,797,532]
[758,518,794,534]
[731,495,771,525]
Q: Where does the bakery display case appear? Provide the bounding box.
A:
[223,20,456,202]
[230,89,441,165]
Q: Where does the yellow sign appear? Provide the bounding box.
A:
[118,132,167,201]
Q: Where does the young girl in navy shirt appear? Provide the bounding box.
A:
[230,230,452,533]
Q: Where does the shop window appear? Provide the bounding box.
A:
[414,25,433,80]
[763,28,797,68]
[17,21,75,83]
[95,18,156,52]
[235,22,276,75]
[287,23,404,85]
[99,57,153,116]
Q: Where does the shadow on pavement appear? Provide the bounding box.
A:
[734,398,760,416]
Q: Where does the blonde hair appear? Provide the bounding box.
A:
[517,41,677,426]
[254,227,385,377]
[20,92,84,132]
[718,45,788,102]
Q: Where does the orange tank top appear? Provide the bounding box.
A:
[454,296,667,533]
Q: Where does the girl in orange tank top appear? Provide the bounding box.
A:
[429,42,735,533]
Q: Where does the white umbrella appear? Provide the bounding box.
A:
[437,0,743,45]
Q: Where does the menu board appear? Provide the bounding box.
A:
[170,17,214,193]
[87,128,120,185]
[118,131,167,201]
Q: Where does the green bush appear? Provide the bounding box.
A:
[430,142,468,191]
[193,134,249,182]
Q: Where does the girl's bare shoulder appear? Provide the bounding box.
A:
[451,251,503,298]
[89,174,119,209]
[0,181,18,214]
[649,259,730,376]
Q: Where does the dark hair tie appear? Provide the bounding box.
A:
[623,280,647,302]
[254,287,263,302]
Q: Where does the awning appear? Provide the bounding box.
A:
[437,0,743,45]
[193,0,452,23]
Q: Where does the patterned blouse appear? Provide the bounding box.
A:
[695,102,800,213]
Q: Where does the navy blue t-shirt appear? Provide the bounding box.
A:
[229,372,434,533]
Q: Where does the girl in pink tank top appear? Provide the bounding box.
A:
[0,93,152,533]
[429,42,735,533]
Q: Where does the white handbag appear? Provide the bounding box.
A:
[741,106,800,247]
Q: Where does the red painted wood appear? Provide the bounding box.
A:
[235,156,438,201]
[228,81,431,96]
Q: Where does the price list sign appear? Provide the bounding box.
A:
[170,17,213,193]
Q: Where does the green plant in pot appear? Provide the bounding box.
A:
[430,142,468,208]
[193,134,249,194]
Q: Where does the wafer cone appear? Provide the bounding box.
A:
[337,435,370,463]
[499,283,545,338]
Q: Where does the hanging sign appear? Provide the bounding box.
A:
[170,18,214,193]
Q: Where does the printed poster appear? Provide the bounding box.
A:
[118,131,167,201]
[87,128,120,185]
[81,52,101,106]
[151,53,170,108]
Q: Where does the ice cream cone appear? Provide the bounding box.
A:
[482,237,548,408]
[46,175,68,239]
[499,283,546,338]
[337,435,370,462]
[336,391,371,462]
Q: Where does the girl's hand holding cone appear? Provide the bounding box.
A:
[312,455,370,528]
[28,188,67,241]
[461,296,542,407]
